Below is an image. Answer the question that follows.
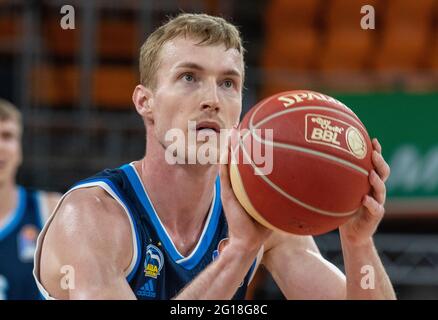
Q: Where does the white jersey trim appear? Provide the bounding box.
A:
[33,181,140,300]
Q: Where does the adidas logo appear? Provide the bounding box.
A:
[137,280,156,298]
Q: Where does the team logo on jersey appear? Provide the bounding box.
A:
[17,225,39,262]
[144,244,164,279]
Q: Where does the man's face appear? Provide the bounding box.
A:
[0,119,22,185]
[146,36,243,163]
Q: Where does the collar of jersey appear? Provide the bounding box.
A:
[121,163,222,270]
[0,186,26,241]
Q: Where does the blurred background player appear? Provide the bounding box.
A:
[0,98,60,300]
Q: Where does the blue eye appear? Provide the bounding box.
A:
[183,73,194,82]
[223,80,234,88]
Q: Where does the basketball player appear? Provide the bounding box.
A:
[0,99,61,300]
[34,14,395,300]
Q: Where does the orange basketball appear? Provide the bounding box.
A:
[229,90,373,235]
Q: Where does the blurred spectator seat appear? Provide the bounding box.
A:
[262,28,318,71]
[259,73,316,99]
[373,0,435,72]
[385,0,436,30]
[43,16,80,57]
[374,25,429,72]
[319,0,379,72]
[43,17,137,60]
[263,0,320,69]
[31,65,137,109]
[325,0,379,29]
[97,19,138,60]
[31,65,79,106]
[262,0,320,71]
[265,0,320,30]
[319,29,373,72]
[92,66,137,109]
[430,34,438,71]
[0,13,21,53]
[261,0,321,97]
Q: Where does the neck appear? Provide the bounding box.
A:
[137,137,219,238]
[0,180,18,222]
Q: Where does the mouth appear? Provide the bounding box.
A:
[195,121,221,134]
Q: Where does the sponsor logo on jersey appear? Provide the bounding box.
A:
[136,279,156,298]
[144,244,164,279]
[17,224,39,262]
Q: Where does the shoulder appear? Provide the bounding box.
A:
[39,187,134,299]
[52,187,130,238]
[42,186,132,262]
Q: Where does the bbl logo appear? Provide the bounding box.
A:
[144,244,164,279]
[305,113,367,159]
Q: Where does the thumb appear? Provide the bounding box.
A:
[220,127,239,199]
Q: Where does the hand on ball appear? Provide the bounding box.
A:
[339,138,390,246]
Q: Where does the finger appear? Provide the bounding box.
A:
[363,195,385,220]
[220,129,238,199]
[372,138,382,154]
[222,127,239,165]
[219,164,239,205]
[220,130,231,165]
[369,170,386,204]
[219,159,232,193]
[372,150,391,182]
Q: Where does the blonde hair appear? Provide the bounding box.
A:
[0,98,22,130]
[139,13,245,89]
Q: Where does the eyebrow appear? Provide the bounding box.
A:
[174,62,241,78]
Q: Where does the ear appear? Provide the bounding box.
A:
[132,85,154,124]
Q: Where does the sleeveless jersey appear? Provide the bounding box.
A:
[34,163,263,299]
[0,186,45,300]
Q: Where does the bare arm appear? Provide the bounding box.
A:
[175,242,261,300]
[340,235,394,299]
[263,232,347,300]
[39,187,136,299]
[263,138,395,300]
[175,143,272,299]
[263,230,395,300]
[337,138,395,299]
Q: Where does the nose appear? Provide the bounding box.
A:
[200,79,220,112]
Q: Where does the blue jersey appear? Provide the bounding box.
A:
[34,163,262,300]
[0,186,44,300]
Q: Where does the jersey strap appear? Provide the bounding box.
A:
[121,163,223,270]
